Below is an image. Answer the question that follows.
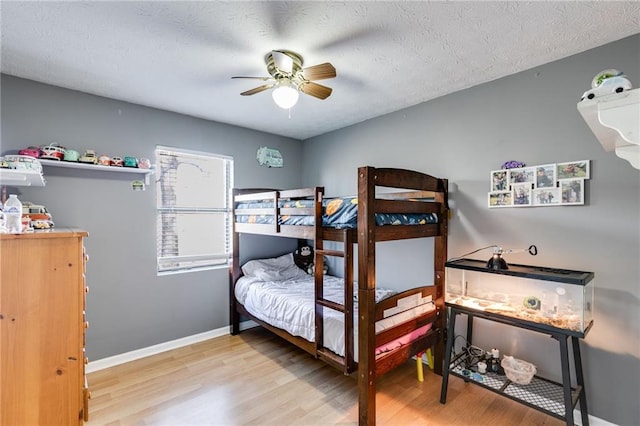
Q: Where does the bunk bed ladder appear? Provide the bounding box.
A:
[315,229,356,374]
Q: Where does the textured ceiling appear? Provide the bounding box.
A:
[2,1,639,140]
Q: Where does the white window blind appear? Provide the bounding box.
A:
[155,146,233,274]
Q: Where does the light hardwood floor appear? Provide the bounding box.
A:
[87,327,562,425]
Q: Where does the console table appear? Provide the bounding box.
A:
[439,303,592,426]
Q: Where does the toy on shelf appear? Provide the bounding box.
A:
[40,143,66,160]
[123,156,138,168]
[18,147,42,158]
[138,157,151,169]
[78,150,98,164]
[64,149,80,162]
[98,154,111,166]
[21,201,54,230]
[580,69,633,101]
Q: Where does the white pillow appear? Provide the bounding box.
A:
[242,253,308,281]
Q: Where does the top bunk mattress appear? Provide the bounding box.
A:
[235,196,438,229]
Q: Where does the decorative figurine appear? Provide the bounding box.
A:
[580,69,633,101]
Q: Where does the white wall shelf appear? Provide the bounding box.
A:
[0,168,46,187]
[39,159,155,184]
[577,88,639,169]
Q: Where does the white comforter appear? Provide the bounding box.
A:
[235,274,434,359]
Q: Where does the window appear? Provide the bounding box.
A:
[155,146,233,274]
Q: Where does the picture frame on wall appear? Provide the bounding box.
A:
[490,170,509,191]
[488,191,512,208]
[557,160,590,179]
[512,183,532,206]
[535,164,557,189]
[488,159,590,209]
[533,187,561,206]
[560,179,585,205]
[508,167,535,186]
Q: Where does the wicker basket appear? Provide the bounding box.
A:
[502,356,536,385]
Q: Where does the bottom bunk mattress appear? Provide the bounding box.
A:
[235,253,436,359]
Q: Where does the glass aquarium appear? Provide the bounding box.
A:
[445,259,594,335]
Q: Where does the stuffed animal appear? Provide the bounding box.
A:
[307,256,329,275]
[293,245,314,272]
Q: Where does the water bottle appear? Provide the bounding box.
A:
[4,194,23,233]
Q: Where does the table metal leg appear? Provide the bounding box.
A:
[572,336,589,426]
[558,334,574,426]
[440,308,457,404]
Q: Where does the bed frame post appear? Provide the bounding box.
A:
[433,179,449,374]
[314,187,324,357]
[230,188,241,335]
[357,166,377,426]
[343,228,356,372]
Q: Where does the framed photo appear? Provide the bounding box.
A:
[533,187,561,206]
[490,170,508,191]
[488,190,512,208]
[557,160,590,179]
[508,167,535,187]
[560,179,585,205]
[512,183,532,207]
[535,164,557,189]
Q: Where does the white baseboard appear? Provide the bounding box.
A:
[86,321,258,373]
[574,410,617,426]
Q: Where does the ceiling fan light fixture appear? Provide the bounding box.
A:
[272,81,299,109]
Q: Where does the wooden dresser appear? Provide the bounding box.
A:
[1,228,89,425]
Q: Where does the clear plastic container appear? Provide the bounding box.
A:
[4,194,23,233]
[502,355,536,385]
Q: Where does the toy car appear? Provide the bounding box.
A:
[124,156,138,168]
[3,155,42,172]
[111,156,124,167]
[78,150,98,164]
[64,149,80,162]
[581,71,633,101]
[98,154,111,166]
[21,202,54,230]
[40,143,66,160]
[32,220,54,229]
[22,203,52,220]
[18,147,42,158]
[138,157,151,169]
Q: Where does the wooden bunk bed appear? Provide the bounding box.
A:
[229,166,449,426]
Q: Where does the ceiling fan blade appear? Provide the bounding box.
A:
[232,76,273,81]
[240,84,275,96]
[302,63,336,81]
[272,50,294,73]
[299,82,332,100]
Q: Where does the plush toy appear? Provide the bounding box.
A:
[307,256,329,275]
[293,245,314,272]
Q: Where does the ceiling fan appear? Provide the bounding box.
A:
[232,50,336,109]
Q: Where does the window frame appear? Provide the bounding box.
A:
[155,145,234,275]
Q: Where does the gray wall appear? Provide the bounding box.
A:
[302,34,639,425]
[1,75,301,360]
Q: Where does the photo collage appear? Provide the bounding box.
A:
[488,160,590,208]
